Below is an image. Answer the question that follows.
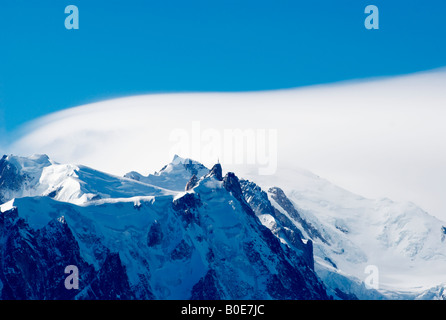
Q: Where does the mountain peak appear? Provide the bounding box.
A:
[171,154,184,164]
[170,154,200,167]
[0,154,54,205]
[223,172,242,200]
[125,156,209,191]
[207,163,223,181]
[2,153,52,168]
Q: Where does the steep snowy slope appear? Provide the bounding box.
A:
[240,166,446,297]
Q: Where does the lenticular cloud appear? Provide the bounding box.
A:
[8,68,446,220]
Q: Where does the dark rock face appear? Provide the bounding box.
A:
[0,156,25,204]
[218,174,328,300]
[172,192,201,212]
[240,180,315,269]
[0,208,136,300]
[171,240,193,261]
[34,218,95,300]
[208,163,223,181]
[147,221,163,247]
[223,172,243,201]
[223,174,257,219]
[87,252,135,300]
[46,187,61,198]
[0,208,92,300]
[240,180,275,215]
[185,174,198,191]
[269,187,328,245]
[172,192,202,226]
[190,269,223,300]
[334,288,359,300]
[0,208,40,299]
[324,257,338,269]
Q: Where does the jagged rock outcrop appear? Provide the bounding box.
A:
[185,174,198,191]
[269,187,328,244]
[0,207,134,299]
[207,163,223,181]
[240,180,315,269]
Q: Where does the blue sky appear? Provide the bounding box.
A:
[0,0,445,134]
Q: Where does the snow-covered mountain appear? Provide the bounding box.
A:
[124,154,209,192]
[240,167,446,299]
[0,154,327,300]
[0,154,444,300]
[0,154,173,205]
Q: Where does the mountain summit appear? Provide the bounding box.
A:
[124,155,209,191]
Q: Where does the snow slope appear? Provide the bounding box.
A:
[0,154,174,206]
[240,166,446,297]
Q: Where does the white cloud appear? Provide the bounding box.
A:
[8,68,446,220]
